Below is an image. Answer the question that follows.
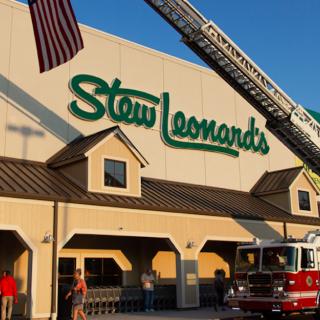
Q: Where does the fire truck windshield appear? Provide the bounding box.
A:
[262,246,297,272]
[235,248,260,272]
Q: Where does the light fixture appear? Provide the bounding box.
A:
[43,231,54,243]
[186,240,196,249]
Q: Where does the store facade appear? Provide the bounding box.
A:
[1,0,320,319]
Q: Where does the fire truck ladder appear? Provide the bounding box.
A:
[145,0,320,175]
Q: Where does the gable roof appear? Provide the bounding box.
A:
[251,167,307,196]
[47,126,148,168]
[0,157,319,226]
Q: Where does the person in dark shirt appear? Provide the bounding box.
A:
[213,269,226,311]
[84,270,94,288]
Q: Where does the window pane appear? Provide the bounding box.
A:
[104,159,126,188]
[301,249,315,269]
[105,160,115,174]
[59,258,76,276]
[58,258,76,284]
[298,190,311,211]
[85,258,102,287]
[85,258,102,275]
[115,174,125,186]
[115,162,125,175]
[102,258,122,286]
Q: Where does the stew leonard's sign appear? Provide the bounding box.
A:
[68,74,270,158]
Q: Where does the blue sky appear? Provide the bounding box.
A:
[19,0,320,111]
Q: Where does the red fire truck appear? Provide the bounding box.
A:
[228,230,320,318]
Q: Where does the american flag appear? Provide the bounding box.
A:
[28,0,84,73]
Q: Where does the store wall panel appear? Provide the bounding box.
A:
[235,94,270,191]
[0,2,12,156]
[163,59,203,118]
[286,224,315,238]
[201,72,241,190]
[267,131,296,171]
[198,252,230,281]
[120,125,166,179]
[260,192,291,213]
[68,29,121,141]
[165,147,206,185]
[5,7,69,161]
[120,44,163,97]
[152,251,176,285]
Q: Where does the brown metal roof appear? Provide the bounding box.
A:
[0,157,319,226]
[47,126,148,168]
[47,126,118,167]
[251,167,303,196]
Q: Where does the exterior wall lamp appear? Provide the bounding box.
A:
[186,240,196,249]
[43,231,54,243]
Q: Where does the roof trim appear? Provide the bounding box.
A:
[0,184,318,227]
[0,156,319,227]
[251,167,304,196]
[47,126,149,168]
[84,127,149,167]
[291,168,320,195]
[252,188,292,197]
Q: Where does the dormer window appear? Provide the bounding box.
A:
[104,159,127,189]
[251,167,319,217]
[47,126,148,197]
[298,190,311,211]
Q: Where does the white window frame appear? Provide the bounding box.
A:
[101,155,130,192]
[297,188,312,213]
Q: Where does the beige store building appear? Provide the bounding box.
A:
[1,0,320,319]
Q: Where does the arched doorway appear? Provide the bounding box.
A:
[0,230,32,318]
[197,240,238,307]
[58,232,181,313]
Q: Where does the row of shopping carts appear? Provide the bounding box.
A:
[199,284,216,307]
[83,285,176,314]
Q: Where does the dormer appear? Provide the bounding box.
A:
[251,167,320,217]
[47,126,148,197]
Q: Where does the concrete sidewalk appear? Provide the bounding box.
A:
[90,308,253,320]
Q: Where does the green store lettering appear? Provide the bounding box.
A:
[69,74,270,157]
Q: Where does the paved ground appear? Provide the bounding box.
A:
[90,308,254,320]
[89,309,315,320]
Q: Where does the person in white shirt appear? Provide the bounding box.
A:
[141,268,155,312]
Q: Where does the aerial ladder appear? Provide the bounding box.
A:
[144,0,320,176]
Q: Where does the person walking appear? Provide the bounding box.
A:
[65,269,87,320]
[0,270,18,320]
[141,268,155,312]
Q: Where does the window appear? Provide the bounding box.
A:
[58,257,76,284]
[235,248,260,272]
[104,159,126,188]
[84,258,122,287]
[298,190,311,211]
[262,246,297,272]
[301,248,315,269]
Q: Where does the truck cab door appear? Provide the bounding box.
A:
[317,248,320,288]
[301,248,319,308]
